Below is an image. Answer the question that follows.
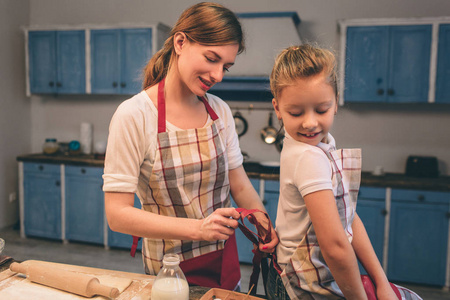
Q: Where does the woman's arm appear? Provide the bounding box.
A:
[304,190,367,300]
[352,214,397,299]
[105,192,240,241]
[228,166,279,253]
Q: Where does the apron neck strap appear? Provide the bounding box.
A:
[157,78,219,133]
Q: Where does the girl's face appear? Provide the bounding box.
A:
[175,33,239,96]
[272,73,337,146]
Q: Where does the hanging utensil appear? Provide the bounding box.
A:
[233,111,248,137]
[260,112,277,144]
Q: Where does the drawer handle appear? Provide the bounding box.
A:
[377,88,384,95]
[55,180,60,187]
[120,82,126,88]
[418,195,425,201]
[38,165,44,171]
[381,209,388,216]
[112,82,118,88]
[262,200,268,205]
[81,168,86,174]
[387,88,395,96]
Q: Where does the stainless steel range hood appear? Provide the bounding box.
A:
[210,12,302,101]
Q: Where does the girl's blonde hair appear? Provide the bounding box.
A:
[142,2,244,89]
[270,44,338,100]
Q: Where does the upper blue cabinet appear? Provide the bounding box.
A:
[28,30,86,94]
[25,24,170,96]
[436,24,450,103]
[339,17,450,104]
[344,25,431,103]
[90,28,153,95]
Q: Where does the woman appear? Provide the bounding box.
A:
[103,2,278,291]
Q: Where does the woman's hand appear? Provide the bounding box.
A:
[199,207,240,241]
[376,282,399,300]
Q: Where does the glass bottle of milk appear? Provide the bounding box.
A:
[151,253,189,300]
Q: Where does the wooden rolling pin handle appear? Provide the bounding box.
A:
[87,278,120,298]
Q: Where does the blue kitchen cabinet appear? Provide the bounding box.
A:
[436,24,450,103]
[107,195,142,250]
[23,162,62,240]
[387,189,449,286]
[345,25,431,103]
[65,166,104,244]
[356,187,386,274]
[28,30,85,94]
[90,28,152,94]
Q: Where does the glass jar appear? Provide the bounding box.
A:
[42,138,59,155]
[151,253,189,300]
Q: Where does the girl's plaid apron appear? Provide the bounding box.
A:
[278,146,423,300]
[139,78,240,289]
[280,147,362,300]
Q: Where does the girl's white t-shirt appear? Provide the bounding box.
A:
[102,90,243,193]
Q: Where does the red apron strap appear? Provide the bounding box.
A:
[157,78,166,133]
[198,95,218,121]
[130,235,141,257]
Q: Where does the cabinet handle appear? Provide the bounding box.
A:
[377,89,384,95]
[38,165,44,171]
[81,168,86,174]
[446,212,450,219]
[387,89,395,96]
[49,81,54,87]
[381,209,388,216]
[120,82,126,88]
[112,82,118,87]
[55,180,60,187]
[418,195,425,201]
[56,82,62,87]
[262,199,268,205]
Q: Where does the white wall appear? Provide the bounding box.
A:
[0,0,30,228]
[2,0,449,227]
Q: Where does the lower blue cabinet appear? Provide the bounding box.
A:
[65,166,104,244]
[23,162,62,240]
[107,195,142,250]
[387,189,449,286]
[356,187,386,274]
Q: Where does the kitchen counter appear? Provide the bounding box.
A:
[17,154,450,192]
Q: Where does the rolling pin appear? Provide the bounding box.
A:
[10,261,120,299]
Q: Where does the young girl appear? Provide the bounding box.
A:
[103,2,277,291]
[267,45,422,300]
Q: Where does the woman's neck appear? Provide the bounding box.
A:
[164,66,198,106]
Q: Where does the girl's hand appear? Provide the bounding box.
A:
[199,208,240,241]
[376,283,399,300]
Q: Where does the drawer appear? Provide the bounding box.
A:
[23,162,60,174]
[65,165,103,177]
[264,180,280,193]
[358,186,386,201]
[391,189,450,204]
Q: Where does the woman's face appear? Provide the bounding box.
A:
[175,34,239,96]
[272,73,337,146]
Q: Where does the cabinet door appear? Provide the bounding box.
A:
[65,166,104,244]
[356,187,386,274]
[108,195,142,249]
[56,30,86,94]
[91,29,120,94]
[388,25,431,103]
[23,163,61,239]
[232,178,260,263]
[436,24,450,103]
[28,31,57,94]
[387,189,449,286]
[120,28,153,94]
[345,26,389,102]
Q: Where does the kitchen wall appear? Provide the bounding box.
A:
[0,1,30,229]
[1,0,449,228]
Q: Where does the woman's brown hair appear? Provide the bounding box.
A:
[142,2,245,89]
[270,44,338,100]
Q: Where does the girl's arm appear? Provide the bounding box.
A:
[105,192,240,242]
[304,189,367,300]
[351,214,398,299]
[228,165,279,253]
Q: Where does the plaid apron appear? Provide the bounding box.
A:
[278,146,423,300]
[140,78,239,287]
[280,147,362,300]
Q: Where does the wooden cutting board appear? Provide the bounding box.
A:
[0,260,155,299]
